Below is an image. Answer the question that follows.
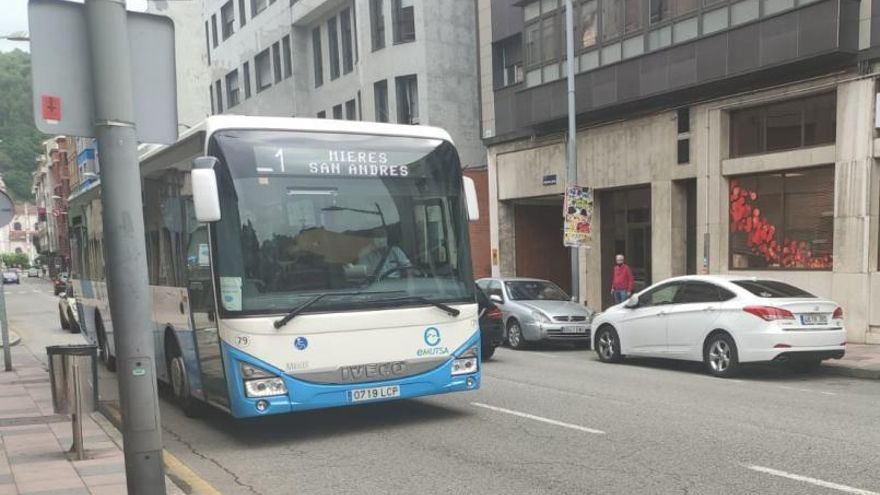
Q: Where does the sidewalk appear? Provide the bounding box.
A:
[822,343,880,380]
[0,340,182,494]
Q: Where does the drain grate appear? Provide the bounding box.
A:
[0,414,69,427]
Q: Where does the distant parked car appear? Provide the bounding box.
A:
[27,267,40,278]
[58,288,80,333]
[2,271,19,285]
[591,275,846,378]
[53,272,69,296]
[476,285,504,360]
[476,277,595,350]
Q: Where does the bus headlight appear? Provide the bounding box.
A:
[239,362,287,398]
[452,344,479,376]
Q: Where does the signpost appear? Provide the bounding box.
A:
[0,190,14,371]
[29,0,176,492]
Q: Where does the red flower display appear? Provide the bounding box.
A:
[729,180,832,269]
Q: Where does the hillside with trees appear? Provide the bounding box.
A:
[0,49,45,201]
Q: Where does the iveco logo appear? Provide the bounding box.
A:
[340,361,407,382]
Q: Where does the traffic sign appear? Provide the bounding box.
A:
[28,0,178,144]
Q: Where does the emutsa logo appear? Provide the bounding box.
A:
[424,327,441,347]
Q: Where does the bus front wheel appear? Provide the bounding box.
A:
[166,338,202,418]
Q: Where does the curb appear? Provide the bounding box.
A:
[821,363,880,380]
[99,402,223,495]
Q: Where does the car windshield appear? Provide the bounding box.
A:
[732,280,815,298]
[506,281,569,301]
[210,129,474,315]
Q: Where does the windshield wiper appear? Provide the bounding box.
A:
[273,290,406,329]
[377,296,461,317]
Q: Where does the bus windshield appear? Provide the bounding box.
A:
[209,129,475,315]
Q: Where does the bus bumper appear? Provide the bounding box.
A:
[222,331,482,418]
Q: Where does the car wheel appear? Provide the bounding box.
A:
[481,344,496,361]
[96,317,116,372]
[166,339,202,418]
[704,333,739,378]
[59,306,70,330]
[67,309,81,334]
[594,326,623,363]
[507,320,528,350]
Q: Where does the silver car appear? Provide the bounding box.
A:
[476,277,595,350]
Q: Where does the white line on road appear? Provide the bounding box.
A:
[775,385,836,396]
[745,465,879,495]
[472,402,606,435]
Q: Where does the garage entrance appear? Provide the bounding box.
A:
[600,186,652,308]
[513,199,571,294]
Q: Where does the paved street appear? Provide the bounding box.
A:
[6,277,880,494]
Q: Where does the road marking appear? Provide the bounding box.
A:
[745,465,879,495]
[472,402,606,435]
[775,385,836,396]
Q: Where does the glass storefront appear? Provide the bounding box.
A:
[729,166,834,270]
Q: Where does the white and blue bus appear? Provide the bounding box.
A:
[66,116,481,418]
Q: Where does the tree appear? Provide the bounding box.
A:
[0,50,46,201]
[1,253,30,268]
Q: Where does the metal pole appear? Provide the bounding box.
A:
[565,0,580,302]
[0,283,10,371]
[84,1,166,492]
[72,359,85,460]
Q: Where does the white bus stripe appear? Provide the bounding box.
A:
[745,465,879,495]
[472,402,606,435]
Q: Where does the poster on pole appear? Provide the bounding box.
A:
[563,185,593,248]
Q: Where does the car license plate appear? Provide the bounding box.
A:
[562,326,587,334]
[800,313,828,326]
[350,385,400,403]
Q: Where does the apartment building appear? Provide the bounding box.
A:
[479,0,880,343]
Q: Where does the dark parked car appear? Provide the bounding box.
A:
[53,272,69,296]
[477,285,504,360]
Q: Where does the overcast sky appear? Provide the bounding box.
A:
[1,0,148,53]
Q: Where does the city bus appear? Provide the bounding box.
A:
[66,116,482,418]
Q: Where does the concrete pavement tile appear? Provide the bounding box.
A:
[68,456,124,469]
[0,475,12,484]
[74,463,124,477]
[0,484,16,495]
[81,473,125,487]
[15,477,84,493]
[20,488,90,495]
[87,484,127,495]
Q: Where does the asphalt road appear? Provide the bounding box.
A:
[7,279,880,494]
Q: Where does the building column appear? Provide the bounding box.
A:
[832,79,875,343]
[651,181,675,283]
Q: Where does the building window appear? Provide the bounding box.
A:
[493,35,523,88]
[243,61,252,98]
[729,93,836,158]
[210,14,219,48]
[221,1,235,40]
[255,48,272,91]
[650,0,698,25]
[345,99,357,120]
[602,0,642,41]
[677,107,690,164]
[252,0,267,17]
[312,27,324,87]
[374,79,389,122]
[341,8,355,74]
[225,70,240,107]
[282,35,292,79]
[13,222,21,231]
[328,17,340,80]
[576,0,599,49]
[204,21,212,65]
[729,167,834,270]
[215,80,223,113]
[392,0,415,43]
[317,110,327,118]
[272,42,282,83]
[332,104,343,119]
[209,84,215,114]
[370,0,386,50]
[238,0,247,27]
[395,75,418,124]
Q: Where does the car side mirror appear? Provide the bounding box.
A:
[490,294,503,304]
[192,157,221,223]
[624,295,639,308]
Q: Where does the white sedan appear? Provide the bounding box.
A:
[591,275,846,377]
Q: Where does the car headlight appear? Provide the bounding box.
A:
[452,344,479,376]
[239,362,287,398]
[531,311,551,324]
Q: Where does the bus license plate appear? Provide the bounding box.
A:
[351,385,400,403]
[801,314,828,326]
[563,326,587,334]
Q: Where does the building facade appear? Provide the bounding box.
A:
[32,136,74,275]
[480,0,880,344]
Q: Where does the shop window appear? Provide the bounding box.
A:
[729,166,834,270]
[730,93,836,157]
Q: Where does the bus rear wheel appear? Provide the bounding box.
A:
[95,317,116,372]
[166,339,202,418]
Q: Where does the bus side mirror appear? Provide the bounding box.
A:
[463,176,479,222]
[192,157,221,223]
